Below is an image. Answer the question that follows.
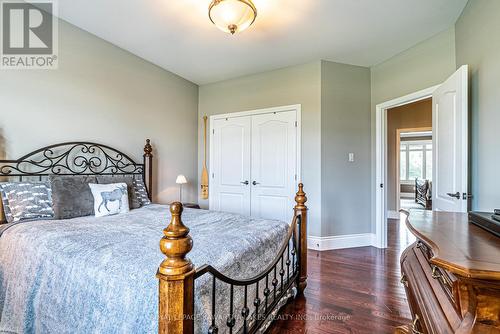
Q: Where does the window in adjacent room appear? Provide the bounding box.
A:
[400,140,432,181]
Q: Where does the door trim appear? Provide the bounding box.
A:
[209,104,302,211]
[374,86,440,249]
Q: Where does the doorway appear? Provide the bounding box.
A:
[374,86,438,248]
[398,129,433,212]
[386,97,433,216]
[374,65,469,249]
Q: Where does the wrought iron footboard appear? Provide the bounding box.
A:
[157,184,308,334]
[194,215,302,334]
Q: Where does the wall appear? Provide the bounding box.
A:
[0,20,199,204]
[386,99,432,211]
[198,62,323,236]
[370,27,457,107]
[455,0,500,211]
[370,27,456,232]
[320,61,371,236]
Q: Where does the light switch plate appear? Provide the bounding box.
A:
[348,153,354,162]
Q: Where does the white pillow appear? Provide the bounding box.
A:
[88,183,130,217]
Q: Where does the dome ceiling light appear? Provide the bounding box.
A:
[208,0,257,35]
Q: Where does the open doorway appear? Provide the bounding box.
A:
[398,129,432,211]
[386,98,433,216]
[374,65,469,249]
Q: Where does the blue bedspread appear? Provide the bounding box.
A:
[0,205,288,334]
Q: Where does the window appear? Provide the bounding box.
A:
[400,140,432,181]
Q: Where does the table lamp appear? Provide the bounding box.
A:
[175,174,187,202]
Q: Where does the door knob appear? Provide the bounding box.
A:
[252,181,260,186]
[446,192,460,199]
[240,181,249,185]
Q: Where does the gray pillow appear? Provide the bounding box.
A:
[49,175,97,219]
[1,187,13,223]
[0,182,54,223]
[96,175,140,209]
[133,178,151,206]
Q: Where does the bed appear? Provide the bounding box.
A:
[0,140,308,334]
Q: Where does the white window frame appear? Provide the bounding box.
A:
[400,139,432,182]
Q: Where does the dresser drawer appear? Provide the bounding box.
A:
[400,248,426,334]
[415,241,460,310]
[400,243,458,334]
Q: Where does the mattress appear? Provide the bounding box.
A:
[0,204,289,334]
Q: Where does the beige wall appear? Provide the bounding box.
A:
[0,20,199,204]
[321,61,371,236]
[370,27,456,232]
[456,0,500,211]
[386,99,432,211]
[198,62,323,236]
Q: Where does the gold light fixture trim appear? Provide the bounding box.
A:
[209,0,257,35]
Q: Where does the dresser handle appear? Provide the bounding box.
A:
[400,274,409,287]
[431,266,440,279]
[411,315,424,334]
[431,266,450,286]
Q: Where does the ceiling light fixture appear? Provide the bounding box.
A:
[208,0,257,35]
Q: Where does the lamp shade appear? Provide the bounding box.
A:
[209,0,257,34]
[176,174,188,184]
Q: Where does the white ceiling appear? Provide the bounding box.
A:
[57,0,468,85]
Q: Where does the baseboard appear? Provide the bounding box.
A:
[387,210,401,219]
[308,233,377,251]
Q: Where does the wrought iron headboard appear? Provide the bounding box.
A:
[0,139,153,200]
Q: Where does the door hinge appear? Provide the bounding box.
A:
[212,129,215,134]
[380,183,384,188]
[295,121,297,127]
[295,174,297,181]
[212,173,214,178]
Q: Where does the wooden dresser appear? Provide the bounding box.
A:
[396,210,500,334]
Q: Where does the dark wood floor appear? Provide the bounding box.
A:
[268,219,416,334]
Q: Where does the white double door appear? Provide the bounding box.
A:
[210,110,298,222]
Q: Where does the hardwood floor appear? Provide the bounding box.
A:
[268,218,416,334]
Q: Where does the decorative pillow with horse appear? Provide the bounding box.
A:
[88,183,130,217]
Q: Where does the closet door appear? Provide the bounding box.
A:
[211,117,251,216]
[250,111,297,222]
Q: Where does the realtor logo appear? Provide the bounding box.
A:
[1,0,58,69]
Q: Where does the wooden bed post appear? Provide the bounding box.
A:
[143,139,153,201]
[294,183,308,294]
[157,203,195,334]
